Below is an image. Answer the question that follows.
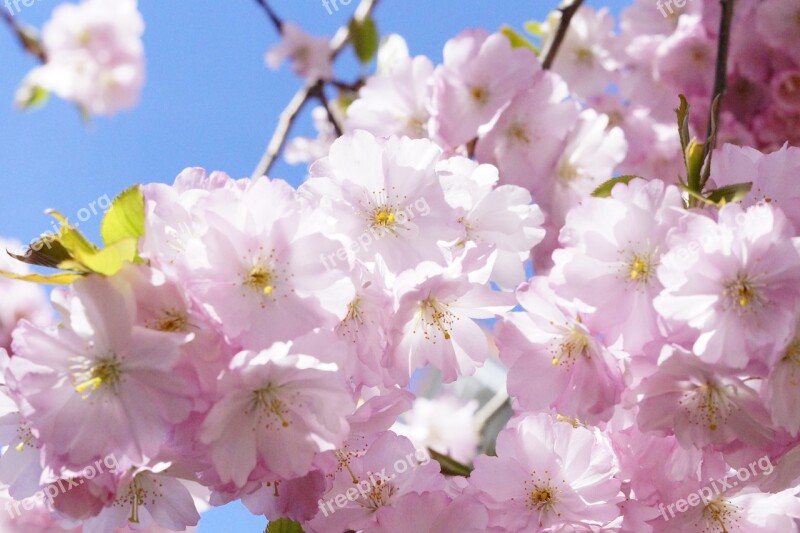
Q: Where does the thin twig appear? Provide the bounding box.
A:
[541,0,584,70]
[1,11,46,62]
[251,0,380,179]
[310,81,344,137]
[254,0,283,33]
[705,0,735,144]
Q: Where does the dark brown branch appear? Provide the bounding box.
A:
[1,11,46,62]
[705,0,735,144]
[310,81,344,137]
[541,0,584,70]
[254,0,283,33]
[251,0,380,179]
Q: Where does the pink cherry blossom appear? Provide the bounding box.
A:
[469,413,624,531]
[25,0,145,115]
[266,22,332,80]
[655,203,800,368]
[7,274,194,469]
[431,30,539,148]
[199,344,355,486]
[496,278,625,425]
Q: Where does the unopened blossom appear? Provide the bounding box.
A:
[266,22,332,80]
[23,0,145,115]
[199,344,354,486]
[469,413,623,531]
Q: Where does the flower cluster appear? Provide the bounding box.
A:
[3,0,800,532]
[17,0,145,116]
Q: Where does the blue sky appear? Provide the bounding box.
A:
[0,0,628,530]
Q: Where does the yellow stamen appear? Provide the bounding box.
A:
[375,211,395,225]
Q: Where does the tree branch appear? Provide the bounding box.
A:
[310,81,344,137]
[251,0,380,179]
[541,0,584,70]
[254,0,283,33]
[1,11,46,62]
[705,0,735,144]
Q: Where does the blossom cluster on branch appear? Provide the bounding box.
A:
[1,0,800,532]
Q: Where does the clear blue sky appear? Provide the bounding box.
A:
[0,0,627,531]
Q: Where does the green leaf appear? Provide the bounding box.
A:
[0,270,83,285]
[678,184,716,207]
[523,20,544,36]
[71,237,139,277]
[500,25,538,53]
[684,138,706,193]
[15,85,49,110]
[7,238,72,268]
[266,518,304,533]
[101,185,145,246]
[591,175,640,198]
[349,16,379,64]
[46,210,99,259]
[705,182,753,205]
[428,448,473,477]
[675,95,691,153]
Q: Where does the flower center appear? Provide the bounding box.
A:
[469,85,489,105]
[245,266,274,295]
[702,498,740,531]
[73,355,122,396]
[419,297,454,342]
[374,210,396,226]
[153,309,189,332]
[680,381,732,432]
[338,297,365,340]
[625,251,657,284]
[524,472,559,513]
[249,385,292,428]
[722,275,763,314]
[507,122,530,143]
[552,325,589,366]
[574,47,594,64]
[357,475,398,512]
